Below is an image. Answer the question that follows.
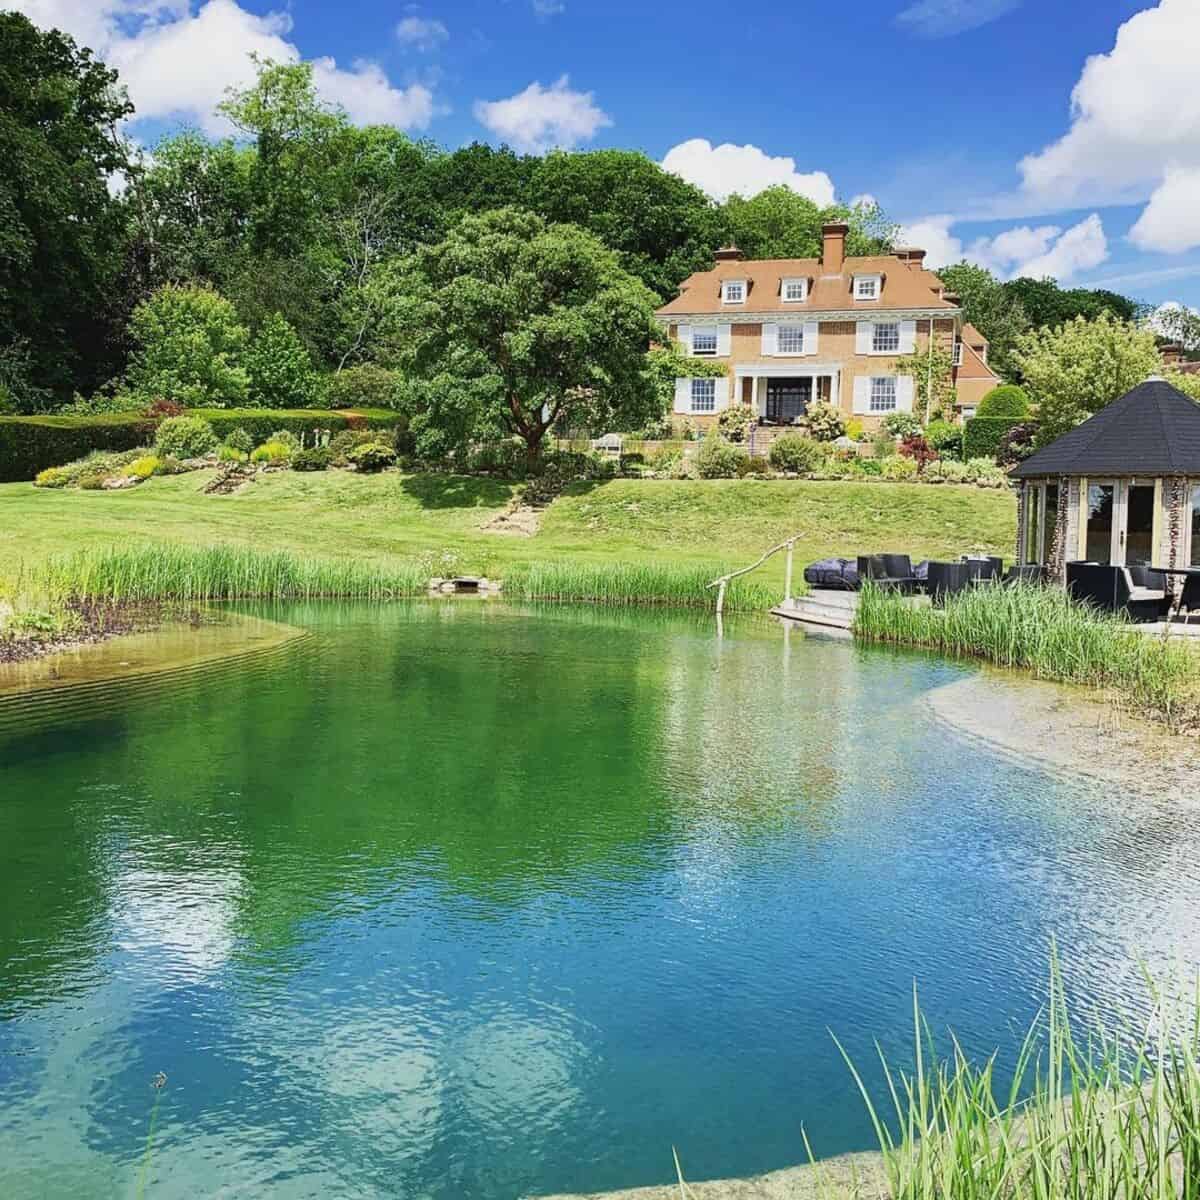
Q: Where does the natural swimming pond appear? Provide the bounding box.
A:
[2,601,1200,1199]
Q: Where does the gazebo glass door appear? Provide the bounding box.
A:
[1122,483,1155,565]
[1084,481,1116,562]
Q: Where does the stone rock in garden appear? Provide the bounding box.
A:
[102,475,140,490]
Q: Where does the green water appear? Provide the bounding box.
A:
[1,601,1199,1198]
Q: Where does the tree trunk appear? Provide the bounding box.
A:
[524,428,545,471]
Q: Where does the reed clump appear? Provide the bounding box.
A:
[34,545,429,603]
[835,960,1200,1200]
[506,560,776,610]
[854,582,1200,729]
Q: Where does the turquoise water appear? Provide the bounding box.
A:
[2,601,1199,1198]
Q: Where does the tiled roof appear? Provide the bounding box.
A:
[961,322,987,347]
[656,255,958,317]
[1013,378,1200,478]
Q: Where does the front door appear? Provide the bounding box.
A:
[1082,480,1157,565]
[765,378,812,425]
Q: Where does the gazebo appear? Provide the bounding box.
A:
[1012,377,1200,584]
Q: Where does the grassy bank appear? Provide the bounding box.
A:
[854,582,1200,729]
[1,471,1016,600]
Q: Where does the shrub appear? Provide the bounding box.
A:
[804,401,846,442]
[696,429,747,478]
[78,470,108,490]
[154,415,218,459]
[769,433,825,474]
[467,439,529,477]
[217,444,248,464]
[855,457,883,476]
[963,416,1018,461]
[292,446,333,472]
[323,364,402,411]
[976,383,1030,419]
[245,314,318,408]
[898,434,938,473]
[347,441,397,473]
[250,441,293,465]
[647,445,683,474]
[127,284,250,408]
[267,429,301,452]
[845,417,866,442]
[996,420,1039,468]
[157,455,185,475]
[223,428,254,453]
[881,455,918,481]
[1,413,155,484]
[143,398,185,420]
[924,419,963,460]
[716,404,755,443]
[34,466,71,488]
[881,411,922,440]
[198,408,403,447]
[128,455,160,479]
[964,457,1009,487]
[736,455,772,477]
[923,458,970,484]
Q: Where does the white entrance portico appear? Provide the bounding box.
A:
[733,364,843,426]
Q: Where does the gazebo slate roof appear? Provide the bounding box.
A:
[1013,378,1200,479]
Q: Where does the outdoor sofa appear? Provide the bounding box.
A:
[1065,562,1168,622]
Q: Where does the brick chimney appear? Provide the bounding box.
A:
[821,222,848,274]
[713,245,746,263]
[895,247,927,270]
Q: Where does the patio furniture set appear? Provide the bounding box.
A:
[803,554,1043,602]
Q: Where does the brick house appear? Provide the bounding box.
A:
[655,222,1001,431]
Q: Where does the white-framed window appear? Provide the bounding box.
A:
[952,341,963,366]
[690,378,716,413]
[872,322,900,353]
[722,279,746,304]
[691,327,718,356]
[776,324,805,355]
[854,274,881,301]
[869,376,897,413]
[781,277,807,303]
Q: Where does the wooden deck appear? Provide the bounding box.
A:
[771,589,858,630]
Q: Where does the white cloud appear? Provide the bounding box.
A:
[850,193,878,209]
[1019,0,1200,228]
[661,138,836,205]
[899,213,1108,280]
[1010,214,1108,280]
[532,0,565,15]
[1130,166,1200,254]
[395,15,448,52]
[473,76,610,154]
[896,216,962,268]
[8,0,435,135]
[895,0,1022,37]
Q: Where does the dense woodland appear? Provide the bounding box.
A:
[0,10,1157,437]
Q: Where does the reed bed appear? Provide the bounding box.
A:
[854,582,1200,729]
[831,960,1200,1200]
[34,545,429,603]
[505,560,777,610]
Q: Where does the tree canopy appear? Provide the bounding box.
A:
[0,11,133,405]
[1012,312,1161,446]
[721,188,896,261]
[378,208,660,462]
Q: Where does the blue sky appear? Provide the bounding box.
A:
[15,1,1200,308]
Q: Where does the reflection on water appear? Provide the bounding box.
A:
[1,601,1200,1199]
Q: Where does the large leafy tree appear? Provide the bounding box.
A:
[529,149,724,300]
[720,188,896,261]
[1012,312,1161,446]
[1003,276,1142,329]
[937,262,1031,380]
[378,208,660,464]
[0,12,133,403]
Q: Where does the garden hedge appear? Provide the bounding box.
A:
[963,416,1020,461]
[0,407,406,483]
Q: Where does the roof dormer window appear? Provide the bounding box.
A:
[854,274,882,301]
[722,279,746,305]
[781,277,808,303]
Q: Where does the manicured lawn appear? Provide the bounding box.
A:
[2,470,1016,592]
